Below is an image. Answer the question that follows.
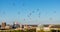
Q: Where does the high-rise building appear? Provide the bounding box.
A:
[1,22,6,30]
[12,22,20,29]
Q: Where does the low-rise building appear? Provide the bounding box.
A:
[50,25,60,32]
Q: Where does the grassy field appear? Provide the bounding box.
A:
[0,29,59,32]
[0,29,36,32]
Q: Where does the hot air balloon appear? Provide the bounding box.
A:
[3,11,5,15]
[49,17,53,21]
[39,12,40,15]
[29,17,31,20]
[0,10,1,14]
[27,15,30,17]
[18,12,20,15]
[38,12,40,18]
[13,2,15,6]
[29,13,32,16]
[22,2,25,7]
[54,11,56,13]
[37,8,39,12]
[22,3,24,6]
[23,18,25,21]
[32,11,35,13]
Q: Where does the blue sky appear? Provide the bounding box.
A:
[0,0,60,24]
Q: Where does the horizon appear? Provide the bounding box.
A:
[0,0,60,24]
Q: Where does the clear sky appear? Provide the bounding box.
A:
[0,0,60,24]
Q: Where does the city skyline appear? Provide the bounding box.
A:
[0,0,60,24]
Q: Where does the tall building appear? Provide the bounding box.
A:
[1,22,6,27]
[12,22,20,29]
[1,22,6,30]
